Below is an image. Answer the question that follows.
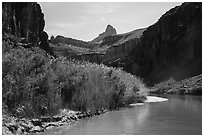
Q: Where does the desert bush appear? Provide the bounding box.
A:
[2,35,147,118]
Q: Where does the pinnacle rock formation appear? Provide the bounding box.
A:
[91,24,117,43]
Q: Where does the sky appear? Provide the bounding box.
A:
[39,2,182,41]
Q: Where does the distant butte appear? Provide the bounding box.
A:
[91,24,117,43]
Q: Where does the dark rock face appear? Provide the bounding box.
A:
[103,38,141,64]
[98,28,146,66]
[2,2,45,45]
[91,24,117,43]
[125,2,202,84]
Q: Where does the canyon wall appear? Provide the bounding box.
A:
[2,2,45,45]
[70,28,145,65]
[75,3,202,85]
[125,2,202,84]
[103,38,141,64]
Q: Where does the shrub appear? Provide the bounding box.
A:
[2,35,147,118]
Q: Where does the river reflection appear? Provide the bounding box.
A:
[42,95,202,135]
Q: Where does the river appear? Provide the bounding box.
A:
[41,95,202,135]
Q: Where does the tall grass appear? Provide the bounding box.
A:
[2,35,147,118]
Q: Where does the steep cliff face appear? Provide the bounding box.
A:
[91,24,117,43]
[103,38,141,64]
[101,28,146,64]
[125,2,202,84]
[68,28,145,64]
[2,2,45,45]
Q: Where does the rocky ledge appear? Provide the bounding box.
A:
[2,109,108,135]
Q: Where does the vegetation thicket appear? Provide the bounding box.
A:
[2,34,147,118]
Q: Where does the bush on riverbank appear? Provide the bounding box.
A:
[151,75,202,95]
[2,34,147,118]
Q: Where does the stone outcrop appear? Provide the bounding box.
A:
[124,2,202,84]
[2,2,45,45]
[91,24,117,43]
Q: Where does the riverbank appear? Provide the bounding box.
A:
[150,75,202,95]
[52,95,201,135]
[144,96,168,102]
[2,109,108,135]
[2,94,147,135]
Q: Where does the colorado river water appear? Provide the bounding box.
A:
[41,95,202,135]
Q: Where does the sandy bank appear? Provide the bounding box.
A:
[130,96,168,106]
[144,96,168,103]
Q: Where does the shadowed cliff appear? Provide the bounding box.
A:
[124,2,202,85]
[2,2,45,45]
